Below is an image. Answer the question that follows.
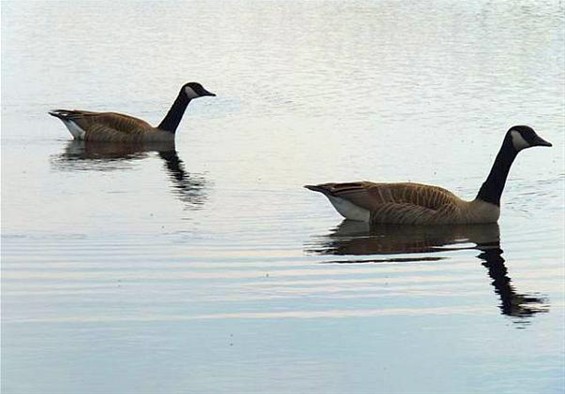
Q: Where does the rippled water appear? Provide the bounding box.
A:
[2,1,564,393]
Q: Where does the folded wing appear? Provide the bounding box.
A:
[306,181,463,224]
[50,110,153,141]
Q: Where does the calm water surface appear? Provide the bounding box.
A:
[2,1,564,393]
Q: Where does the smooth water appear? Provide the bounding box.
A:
[2,1,564,393]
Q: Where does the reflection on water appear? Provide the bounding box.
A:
[478,247,548,320]
[50,140,208,208]
[306,221,549,324]
[157,149,208,208]
[51,139,152,170]
[307,221,501,257]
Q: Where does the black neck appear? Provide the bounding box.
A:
[476,137,518,206]
[157,92,190,133]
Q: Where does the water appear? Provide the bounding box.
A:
[2,1,564,393]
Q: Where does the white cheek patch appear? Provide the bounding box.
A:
[184,86,199,99]
[511,130,530,151]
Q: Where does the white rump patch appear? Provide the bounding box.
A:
[511,130,530,151]
[328,196,370,222]
[184,86,199,99]
[65,120,86,140]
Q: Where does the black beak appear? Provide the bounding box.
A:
[203,89,216,97]
[533,134,552,147]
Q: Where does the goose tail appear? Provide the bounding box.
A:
[304,184,333,196]
[48,109,86,140]
[48,109,71,120]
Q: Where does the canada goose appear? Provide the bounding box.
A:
[305,125,552,225]
[49,82,215,142]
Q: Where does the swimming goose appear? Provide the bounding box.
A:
[49,82,215,142]
[305,125,552,225]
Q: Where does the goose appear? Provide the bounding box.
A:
[305,125,552,225]
[49,82,215,142]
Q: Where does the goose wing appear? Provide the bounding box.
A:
[306,181,462,224]
[50,110,152,136]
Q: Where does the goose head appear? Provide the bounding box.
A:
[507,125,552,152]
[182,82,216,100]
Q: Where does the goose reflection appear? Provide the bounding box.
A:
[306,221,548,322]
[51,140,208,208]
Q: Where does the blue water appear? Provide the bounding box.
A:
[2,1,564,393]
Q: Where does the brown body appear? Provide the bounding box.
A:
[50,110,175,142]
[306,182,500,225]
